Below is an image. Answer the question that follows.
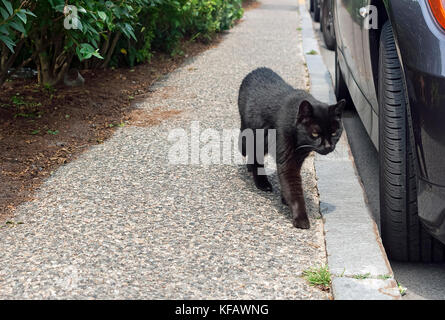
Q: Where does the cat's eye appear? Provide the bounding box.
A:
[331,132,338,137]
[311,132,319,138]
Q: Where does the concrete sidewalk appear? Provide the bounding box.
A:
[0,0,329,299]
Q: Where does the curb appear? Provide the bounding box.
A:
[298,1,401,300]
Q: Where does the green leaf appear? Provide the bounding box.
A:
[0,25,8,35]
[53,4,65,13]
[23,9,36,17]
[47,129,59,135]
[1,0,13,16]
[76,43,103,61]
[16,10,26,24]
[49,0,64,10]
[124,23,136,41]
[9,21,26,34]
[90,37,98,48]
[71,19,83,31]
[0,34,15,52]
[91,51,103,59]
[95,21,104,29]
[97,11,107,21]
[0,7,8,19]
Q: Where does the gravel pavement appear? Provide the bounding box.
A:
[0,0,329,299]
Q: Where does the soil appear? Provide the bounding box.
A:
[0,40,220,220]
[243,0,261,10]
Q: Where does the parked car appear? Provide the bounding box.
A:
[309,0,321,22]
[319,0,336,50]
[331,0,445,262]
[309,0,336,50]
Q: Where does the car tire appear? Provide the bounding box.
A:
[378,21,445,262]
[310,0,320,22]
[321,0,336,50]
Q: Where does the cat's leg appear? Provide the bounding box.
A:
[277,159,310,229]
[251,130,272,192]
[249,130,269,173]
[239,136,247,157]
[252,165,272,191]
[238,122,247,157]
[281,194,288,205]
[239,123,256,173]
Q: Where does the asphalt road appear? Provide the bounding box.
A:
[312,20,445,300]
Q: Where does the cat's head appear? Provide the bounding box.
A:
[295,99,346,155]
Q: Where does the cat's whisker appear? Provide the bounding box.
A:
[296,145,314,151]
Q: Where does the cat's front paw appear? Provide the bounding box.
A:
[292,216,310,229]
[281,195,288,205]
[254,176,273,192]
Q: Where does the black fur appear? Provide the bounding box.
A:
[238,67,345,229]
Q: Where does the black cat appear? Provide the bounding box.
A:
[238,67,345,229]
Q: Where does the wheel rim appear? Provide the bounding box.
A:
[322,2,335,40]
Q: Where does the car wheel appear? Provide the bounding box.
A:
[378,21,445,262]
[321,0,336,50]
[310,0,320,22]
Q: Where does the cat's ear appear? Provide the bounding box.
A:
[329,99,346,117]
[297,100,313,122]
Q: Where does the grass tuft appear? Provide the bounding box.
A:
[353,273,371,280]
[303,265,331,291]
[397,281,407,296]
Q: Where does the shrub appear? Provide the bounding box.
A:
[0,0,244,86]
[0,0,35,85]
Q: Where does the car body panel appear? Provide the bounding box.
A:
[335,0,379,146]
[360,1,379,113]
[336,0,368,100]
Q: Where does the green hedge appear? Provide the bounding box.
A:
[0,0,244,86]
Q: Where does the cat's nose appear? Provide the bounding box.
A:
[324,141,332,149]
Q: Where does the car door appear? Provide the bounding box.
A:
[336,0,376,142]
[336,0,367,95]
[358,0,379,144]
[360,0,379,112]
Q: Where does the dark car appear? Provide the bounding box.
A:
[309,0,321,21]
[320,0,336,50]
[331,0,445,262]
[311,0,336,50]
